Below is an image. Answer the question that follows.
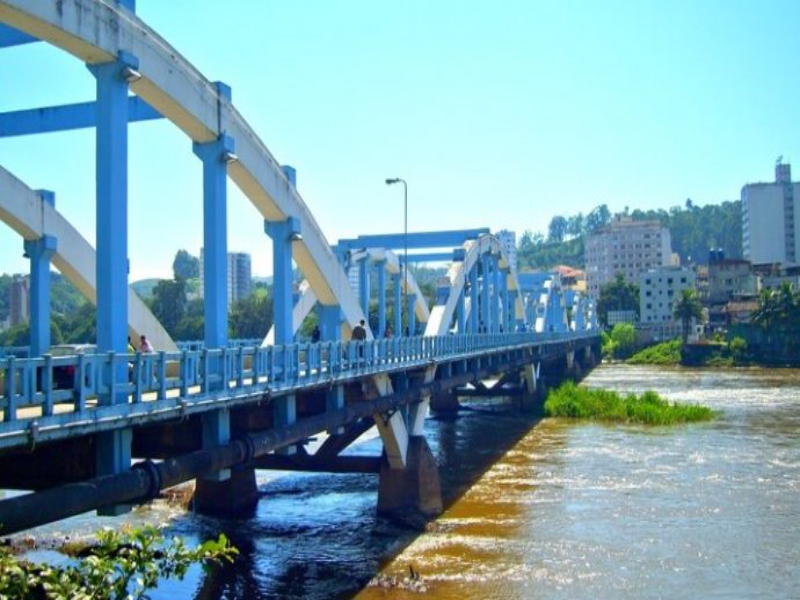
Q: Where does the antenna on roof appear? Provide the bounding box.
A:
[776,155,784,166]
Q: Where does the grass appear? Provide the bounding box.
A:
[626,339,682,365]
[544,381,717,425]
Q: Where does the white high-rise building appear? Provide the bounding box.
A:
[741,162,800,268]
[199,250,253,304]
[585,217,673,298]
[496,230,517,272]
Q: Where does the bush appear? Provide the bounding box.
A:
[544,381,716,425]
[627,339,682,365]
[609,323,636,359]
[729,336,748,364]
[0,526,237,600]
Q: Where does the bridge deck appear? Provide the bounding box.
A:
[0,332,596,452]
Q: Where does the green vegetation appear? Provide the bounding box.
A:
[597,273,639,328]
[601,323,637,360]
[544,381,716,425]
[0,526,236,600]
[516,200,742,271]
[673,288,704,343]
[627,339,682,365]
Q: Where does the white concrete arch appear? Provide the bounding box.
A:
[0,165,176,350]
[262,248,431,346]
[535,279,569,334]
[424,234,526,336]
[0,0,367,338]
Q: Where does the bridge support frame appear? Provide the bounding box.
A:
[266,215,302,456]
[393,274,403,337]
[24,192,56,357]
[87,52,137,514]
[376,259,387,336]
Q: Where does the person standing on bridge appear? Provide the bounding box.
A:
[352,319,367,358]
[139,334,154,353]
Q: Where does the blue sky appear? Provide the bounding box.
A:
[1,0,799,280]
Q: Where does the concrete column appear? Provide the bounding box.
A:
[377,436,443,529]
[359,257,370,321]
[456,286,466,333]
[377,260,387,337]
[469,263,479,333]
[407,294,416,336]
[265,216,301,456]
[481,254,491,333]
[393,274,403,337]
[192,111,235,484]
[319,303,344,434]
[25,192,56,358]
[87,53,135,508]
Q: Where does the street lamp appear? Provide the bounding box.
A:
[385,177,408,335]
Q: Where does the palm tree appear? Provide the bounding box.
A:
[752,288,779,331]
[673,288,703,343]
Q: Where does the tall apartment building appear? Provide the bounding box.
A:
[585,217,673,298]
[10,276,29,327]
[741,162,800,268]
[496,230,517,273]
[199,249,253,304]
[639,266,696,325]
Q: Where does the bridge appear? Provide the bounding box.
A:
[0,0,600,534]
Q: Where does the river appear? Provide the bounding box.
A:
[19,365,800,599]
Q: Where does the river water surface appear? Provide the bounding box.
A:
[21,365,800,599]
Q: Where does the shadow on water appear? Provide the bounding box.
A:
[165,398,547,600]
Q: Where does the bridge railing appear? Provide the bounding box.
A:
[0,331,597,448]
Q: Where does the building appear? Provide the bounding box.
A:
[741,162,800,268]
[585,216,673,298]
[707,252,759,304]
[496,230,517,273]
[553,265,586,293]
[199,250,253,304]
[9,276,29,327]
[639,266,696,325]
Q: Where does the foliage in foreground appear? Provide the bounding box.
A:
[627,339,682,365]
[544,382,716,425]
[0,526,237,600]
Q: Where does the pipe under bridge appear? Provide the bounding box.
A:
[0,0,602,534]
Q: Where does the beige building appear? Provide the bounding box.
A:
[586,217,673,298]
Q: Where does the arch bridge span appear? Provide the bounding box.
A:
[0,0,600,534]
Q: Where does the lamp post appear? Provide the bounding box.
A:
[385,177,408,335]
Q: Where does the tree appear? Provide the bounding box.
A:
[150,278,187,335]
[585,204,611,232]
[609,323,636,359]
[596,273,639,328]
[172,249,200,280]
[673,288,703,343]
[547,216,568,243]
[229,289,272,339]
[566,213,585,239]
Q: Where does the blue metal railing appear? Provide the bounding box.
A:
[0,331,596,449]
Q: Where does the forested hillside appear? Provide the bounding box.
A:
[517,200,742,271]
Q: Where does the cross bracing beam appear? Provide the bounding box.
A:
[0,97,162,138]
[336,228,490,252]
[399,251,463,263]
[0,22,35,48]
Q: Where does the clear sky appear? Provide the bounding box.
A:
[1,0,799,280]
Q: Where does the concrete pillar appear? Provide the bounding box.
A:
[393,274,403,337]
[492,255,501,332]
[430,390,461,414]
[192,468,259,517]
[456,286,466,333]
[377,260,387,337]
[407,294,416,336]
[359,257,370,321]
[377,436,443,529]
[481,254,491,333]
[25,193,56,358]
[319,303,344,435]
[469,263,479,333]
[192,126,235,482]
[87,53,135,512]
[265,216,301,456]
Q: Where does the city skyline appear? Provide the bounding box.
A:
[2,1,799,280]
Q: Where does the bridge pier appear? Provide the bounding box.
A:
[377,435,442,529]
[193,465,259,517]
[430,390,461,414]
